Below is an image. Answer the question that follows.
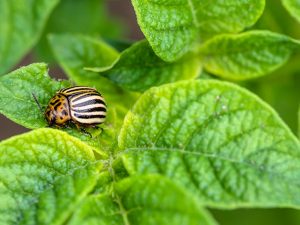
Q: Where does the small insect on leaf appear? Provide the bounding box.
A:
[44,86,107,132]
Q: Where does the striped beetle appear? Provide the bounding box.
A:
[33,86,106,134]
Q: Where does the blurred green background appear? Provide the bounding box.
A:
[0,0,299,224]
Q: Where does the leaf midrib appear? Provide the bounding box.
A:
[122,147,300,186]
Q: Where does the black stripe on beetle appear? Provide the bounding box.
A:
[74,113,106,119]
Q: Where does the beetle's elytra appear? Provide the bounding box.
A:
[44,86,106,128]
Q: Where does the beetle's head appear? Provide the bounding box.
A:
[44,94,71,127]
[44,106,57,127]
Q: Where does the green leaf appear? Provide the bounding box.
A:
[48,34,119,78]
[24,165,101,225]
[90,40,201,92]
[0,63,70,129]
[0,128,101,225]
[199,31,300,80]
[131,0,265,62]
[68,175,218,225]
[282,0,300,23]
[0,0,59,75]
[119,80,300,208]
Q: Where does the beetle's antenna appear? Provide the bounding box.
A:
[32,93,44,114]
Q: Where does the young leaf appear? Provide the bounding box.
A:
[48,33,119,79]
[282,0,300,23]
[68,175,218,225]
[199,31,300,80]
[0,63,70,129]
[0,128,101,225]
[119,80,300,208]
[0,0,59,75]
[89,40,201,92]
[131,0,265,62]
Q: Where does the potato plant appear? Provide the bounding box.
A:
[0,0,300,225]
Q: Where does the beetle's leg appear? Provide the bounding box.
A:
[74,122,92,138]
[63,120,72,129]
[74,122,81,129]
[92,125,104,133]
[80,128,92,138]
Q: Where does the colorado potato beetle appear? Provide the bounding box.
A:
[34,86,107,131]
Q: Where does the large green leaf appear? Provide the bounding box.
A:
[131,0,265,62]
[0,63,70,129]
[282,0,300,23]
[68,175,218,225]
[199,31,300,80]
[0,0,59,75]
[119,80,300,208]
[90,40,201,92]
[0,128,101,225]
